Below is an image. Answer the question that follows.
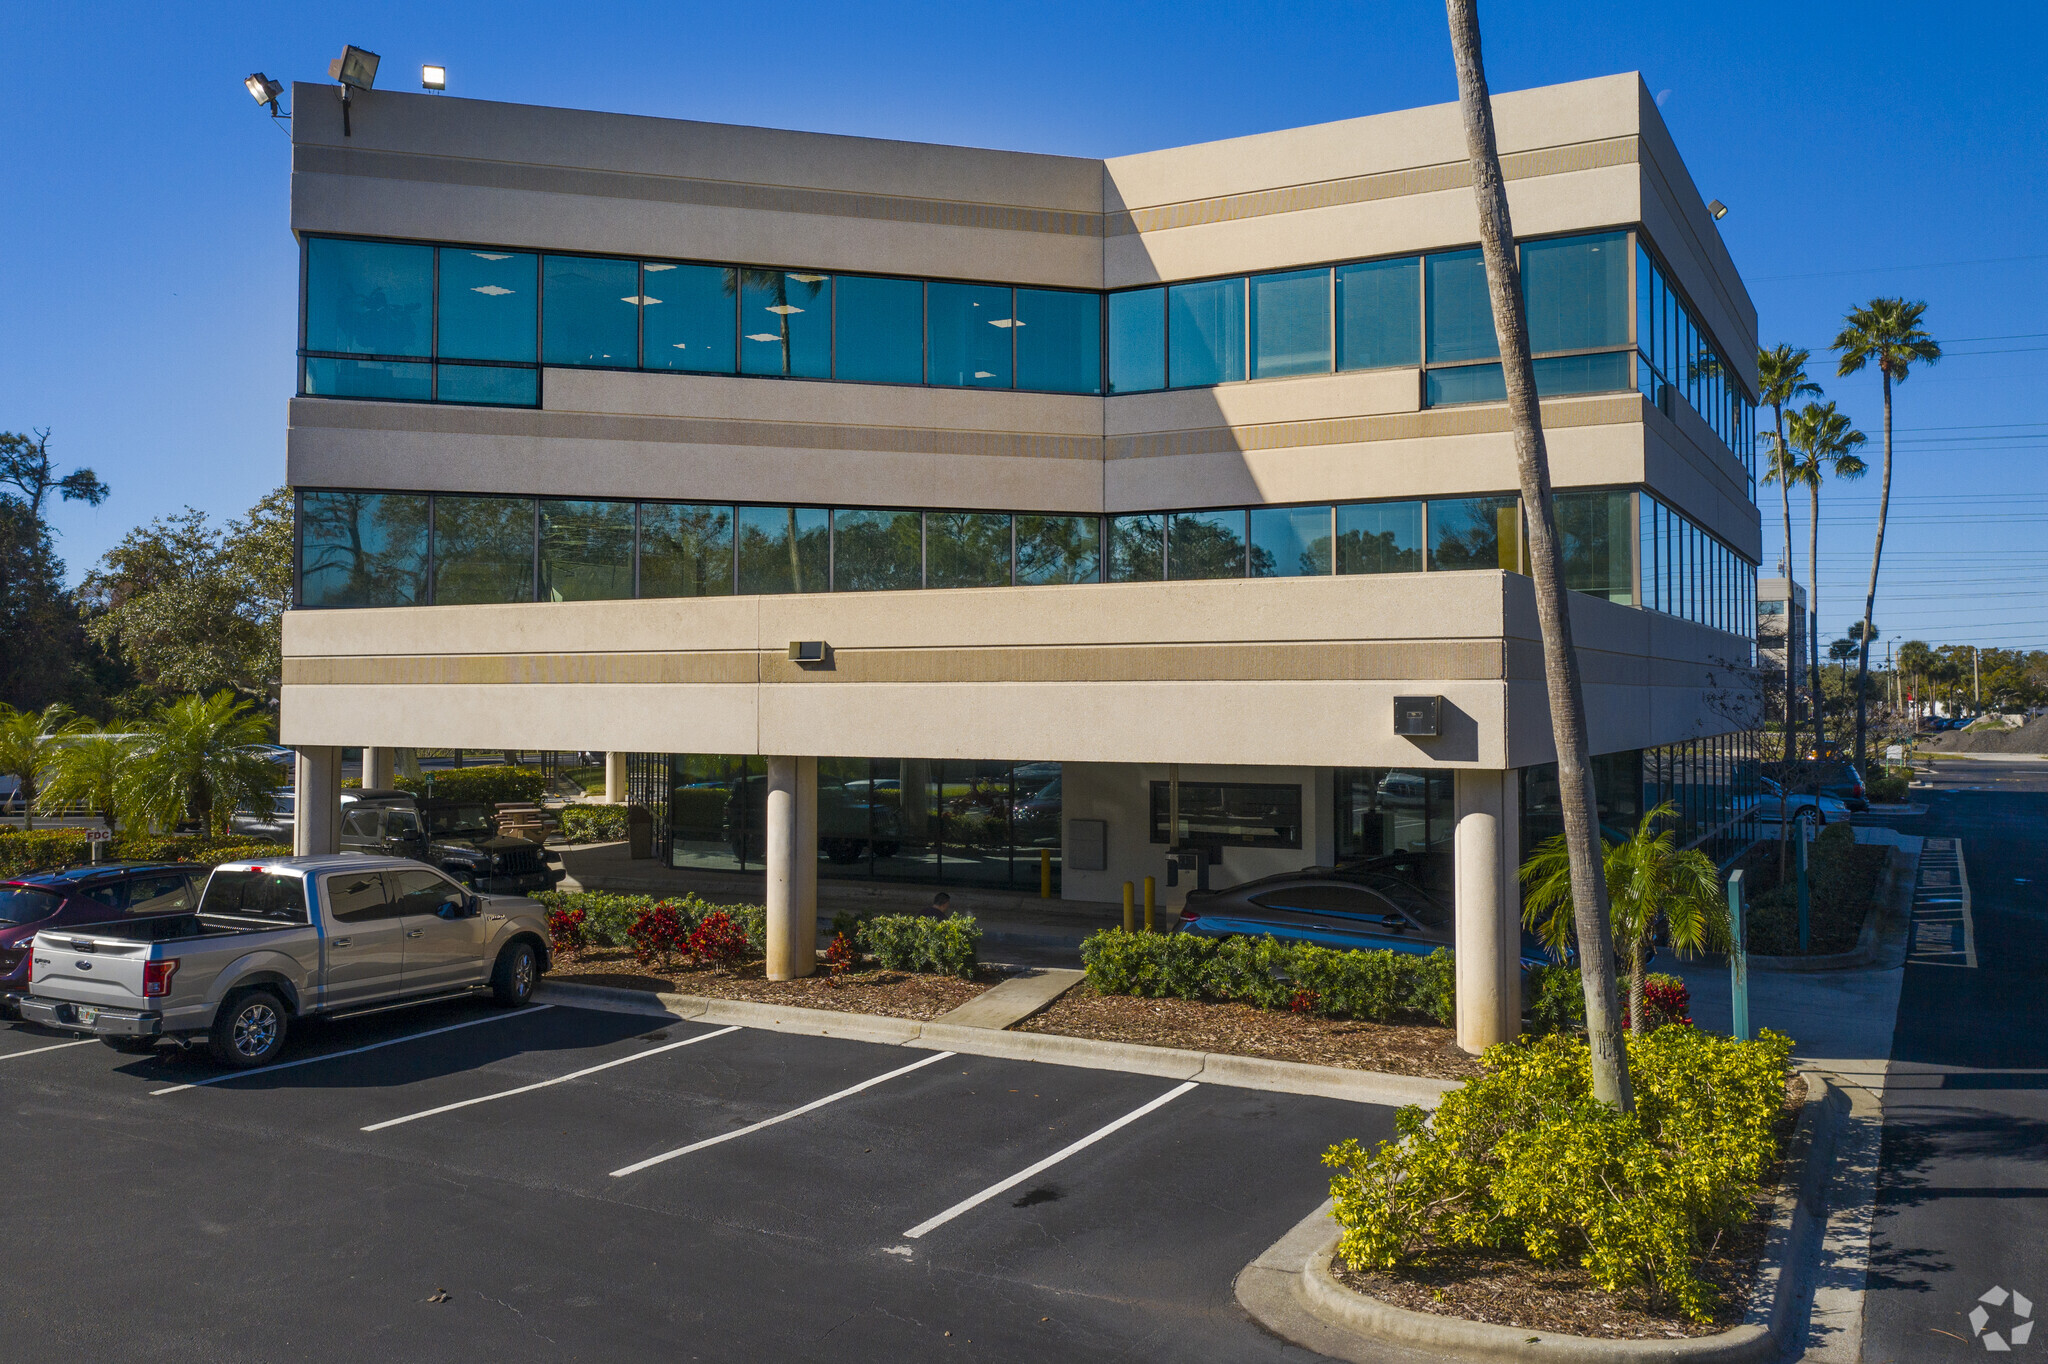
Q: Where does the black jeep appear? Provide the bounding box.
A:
[338,788,565,895]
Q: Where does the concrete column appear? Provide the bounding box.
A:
[395,748,422,780]
[604,752,628,804]
[763,755,818,981]
[362,747,395,790]
[292,746,342,857]
[1454,769,1521,1053]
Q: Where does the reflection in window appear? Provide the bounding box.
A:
[1427,496,1518,572]
[540,500,634,602]
[542,256,640,366]
[835,275,924,384]
[1108,514,1164,582]
[925,512,1012,589]
[1335,767,1455,897]
[1336,257,1420,370]
[737,506,829,594]
[302,358,431,401]
[643,263,737,373]
[1425,353,1633,407]
[437,249,536,361]
[927,282,1013,388]
[1168,510,1247,579]
[739,270,831,378]
[1107,288,1165,393]
[829,509,921,592]
[639,503,734,598]
[305,239,432,356]
[1016,515,1101,585]
[1249,269,1330,379]
[435,364,537,406]
[1168,278,1245,387]
[1149,781,1302,849]
[1336,501,1422,575]
[1555,490,1634,604]
[1248,506,1332,577]
[1425,363,1506,406]
[299,492,430,607]
[1521,232,1628,353]
[1015,289,1101,394]
[433,496,536,604]
[1425,249,1498,364]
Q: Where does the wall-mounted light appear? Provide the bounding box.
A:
[787,641,828,665]
[1708,200,1729,220]
[422,64,446,91]
[243,72,287,122]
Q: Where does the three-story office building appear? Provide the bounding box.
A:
[281,72,1762,1047]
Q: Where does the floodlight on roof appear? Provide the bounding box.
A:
[422,64,446,91]
[1708,199,1729,220]
[328,44,381,137]
[245,73,285,112]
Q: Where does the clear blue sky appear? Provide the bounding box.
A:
[4,1,2044,654]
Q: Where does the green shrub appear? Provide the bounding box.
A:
[1324,1027,1794,1321]
[1747,824,1886,955]
[396,765,549,805]
[559,805,630,843]
[859,913,981,977]
[1864,773,1910,804]
[1526,962,1589,1034]
[1079,928,1456,1025]
[0,830,291,878]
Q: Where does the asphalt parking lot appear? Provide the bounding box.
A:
[1,997,1393,1362]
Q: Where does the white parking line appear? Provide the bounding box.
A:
[902,1080,1198,1240]
[610,1050,958,1177]
[362,1026,741,1131]
[0,1038,98,1061]
[151,1005,556,1095]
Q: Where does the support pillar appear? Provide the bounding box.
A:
[1454,769,1521,1053]
[604,752,628,804]
[292,746,342,856]
[362,747,395,790]
[763,755,818,981]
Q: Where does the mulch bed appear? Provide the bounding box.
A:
[1329,1076,1809,1340]
[544,946,999,1020]
[1014,985,1481,1080]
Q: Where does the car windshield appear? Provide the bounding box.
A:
[427,804,495,836]
[202,870,309,923]
[0,888,60,925]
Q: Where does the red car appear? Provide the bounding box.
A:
[0,862,208,1017]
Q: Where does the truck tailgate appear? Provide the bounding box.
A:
[29,930,152,1009]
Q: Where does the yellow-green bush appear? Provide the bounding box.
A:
[1079,927,1455,1024]
[396,765,550,805]
[0,829,290,878]
[1323,1027,1793,1321]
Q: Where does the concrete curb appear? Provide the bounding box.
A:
[533,978,1459,1108]
[1235,1071,1845,1363]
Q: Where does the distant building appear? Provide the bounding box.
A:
[1756,577,1810,682]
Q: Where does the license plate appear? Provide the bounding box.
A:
[75,1006,99,1026]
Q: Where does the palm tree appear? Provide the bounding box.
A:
[0,703,73,830]
[39,726,135,832]
[1757,346,1822,764]
[123,692,278,837]
[1835,299,1941,769]
[1445,0,1630,1109]
[1785,401,1868,754]
[1897,640,1934,725]
[1521,803,1726,1037]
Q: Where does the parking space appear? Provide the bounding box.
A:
[2,996,1393,1362]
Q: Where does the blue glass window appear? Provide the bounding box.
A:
[298,492,430,607]
[925,512,1013,589]
[1555,489,1634,604]
[1425,353,1633,407]
[437,248,536,362]
[1168,278,1245,387]
[643,264,737,373]
[542,256,639,367]
[832,509,923,591]
[1336,502,1422,574]
[1428,497,1518,573]
[1336,257,1420,370]
[1107,289,1165,393]
[539,500,635,602]
[1168,510,1247,579]
[1425,363,1506,407]
[927,283,1013,388]
[1248,506,1332,577]
[1016,515,1101,585]
[1521,232,1628,353]
[303,358,431,401]
[433,496,536,605]
[835,275,924,384]
[1015,289,1101,394]
[1108,514,1164,582]
[737,506,829,594]
[739,271,831,378]
[435,364,537,406]
[639,503,734,597]
[1249,270,1330,379]
[1425,249,1498,363]
[305,239,432,356]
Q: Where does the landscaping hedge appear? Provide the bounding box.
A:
[1748,822,1887,954]
[1325,1026,1794,1322]
[395,765,551,805]
[535,890,767,955]
[855,913,981,978]
[559,805,630,843]
[0,830,291,878]
[1078,928,1455,1025]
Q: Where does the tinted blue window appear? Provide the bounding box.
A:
[1016,515,1101,584]
[1168,509,1247,579]
[835,275,924,384]
[1337,257,1421,370]
[437,248,536,362]
[927,282,1013,388]
[539,500,634,602]
[739,271,831,378]
[433,496,536,605]
[1425,250,1498,363]
[1425,363,1506,406]
[435,364,537,406]
[639,504,734,598]
[643,264,736,373]
[1428,496,1518,573]
[1015,289,1101,394]
[1108,514,1163,582]
[1522,232,1629,353]
[543,256,639,366]
[1336,502,1422,574]
[1168,278,1245,387]
[1534,351,1632,397]
[926,512,1012,589]
[299,492,430,607]
[303,357,431,400]
[1248,506,1332,577]
[737,506,829,594]
[1249,270,1329,379]
[1107,289,1165,393]
[832,509,923,591]
[305,239,432,356]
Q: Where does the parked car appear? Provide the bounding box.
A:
[18,854,551,1066]
[230,787,296,842]
[1756,777,1852,825]
[0,863,210,1016]
[1175,863,1552,971]
[1766,760,1867,812]
[337,789,563,894]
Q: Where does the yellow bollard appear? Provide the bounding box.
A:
[1122,881,1135,932]
[1040,847,1052,899]
[1143,876,1156,933]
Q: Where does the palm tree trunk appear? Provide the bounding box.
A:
[1446,0,1631,1111]
[1853,372,1892,770]
[1807,485,1822,756]
[1630,934,1648,1037]
[1773,407,1795,880]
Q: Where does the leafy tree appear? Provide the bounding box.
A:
[1896,639,1935,720]
[0,429,108,522]
[121,691,277,836]
[1835,299,1942,768]
[0,703,73,830]
[39,727,134,830]
[1522,803,1728,1040]
[0,502,97,710]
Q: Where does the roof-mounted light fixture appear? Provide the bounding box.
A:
[328,44,380,137]
[422,64,446,91]
[1708,199,1729,220]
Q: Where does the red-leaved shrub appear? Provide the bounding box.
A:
[547,907,588,955]
[626,902,690,970]
[825,931,857,978]
[686,910,749,969]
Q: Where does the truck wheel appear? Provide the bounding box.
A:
[209,989,289,1069]
[102,1036,158,1055]
[491,941,538,1007]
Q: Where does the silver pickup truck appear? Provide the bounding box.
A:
[18,854,552,1069]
